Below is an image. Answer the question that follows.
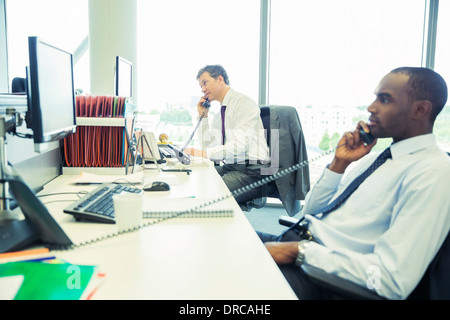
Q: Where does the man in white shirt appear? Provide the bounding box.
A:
[261,67,450,299]
[185,65,269,198]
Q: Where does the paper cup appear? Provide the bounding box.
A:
[113,192,143,232]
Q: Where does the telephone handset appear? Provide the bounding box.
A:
[359,129,375,145]
[202,98,211,109]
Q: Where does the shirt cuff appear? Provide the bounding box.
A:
[319,167,343,188]
[303,241,334,272]
[206,146,224,160]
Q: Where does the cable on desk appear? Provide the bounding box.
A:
[48,148,337,252]
[37,191,89,199]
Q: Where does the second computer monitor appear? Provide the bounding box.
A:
[115,56,133,98]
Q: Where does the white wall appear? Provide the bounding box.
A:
[88,0,137,100]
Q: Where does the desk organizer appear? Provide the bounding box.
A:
[63,95,135,171]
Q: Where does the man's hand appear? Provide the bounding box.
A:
[329,121,377,173]
[197,96,210,118]
[265,241,299,265]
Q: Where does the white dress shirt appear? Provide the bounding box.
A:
[198,88,269,163]
[301,134,450,299]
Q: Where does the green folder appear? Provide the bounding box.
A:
[0,261,98,300]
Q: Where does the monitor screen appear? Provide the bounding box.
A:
[26,36,76,144]
[115,56,133,98]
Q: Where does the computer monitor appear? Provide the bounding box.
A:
[26,36,77,144]
[115,56,133,98]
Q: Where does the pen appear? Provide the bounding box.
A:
[161,168,192,174]
[24,256,56,263]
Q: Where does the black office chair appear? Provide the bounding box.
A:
[279,215,450,300]
[238,106,310,216]
[12,77,26,93]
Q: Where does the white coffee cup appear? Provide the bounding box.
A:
[113,192,143,232]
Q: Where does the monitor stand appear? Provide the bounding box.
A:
[0,114,37,253]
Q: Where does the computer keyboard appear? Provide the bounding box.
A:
[64,183,143,224]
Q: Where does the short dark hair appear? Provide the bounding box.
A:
[196,65,230,85]
[390,67,448,121]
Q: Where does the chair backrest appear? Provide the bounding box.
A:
[409,152,449,299]
[409,231,450,299]
[259,105,310,215]
[12,77,26,93]
[429,231,450,299]
[260,106,271,148]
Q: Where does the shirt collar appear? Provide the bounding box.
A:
[221,88,234,106]
[390,133,436,160]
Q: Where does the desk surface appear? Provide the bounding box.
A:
[39,165,297,300]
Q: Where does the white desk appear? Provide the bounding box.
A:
[39,165,297,300]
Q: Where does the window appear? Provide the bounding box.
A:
[5,0,89,92]
[434,0,450,151]
[269,0,426,183]
[136,0,260,143]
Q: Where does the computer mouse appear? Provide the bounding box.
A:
[143,181,170,192]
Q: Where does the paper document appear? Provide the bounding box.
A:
[72,171,144,184]
[0,275,24,300]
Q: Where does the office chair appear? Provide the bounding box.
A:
[12,77,26,93]
[278,216,450,300]
[238,106,311,216]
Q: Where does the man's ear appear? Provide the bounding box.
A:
[412,100,432,120]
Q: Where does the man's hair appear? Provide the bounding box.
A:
[390,67,448,121]
[196,65,230,85]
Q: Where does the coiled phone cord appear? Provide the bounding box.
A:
[49,146,338,251]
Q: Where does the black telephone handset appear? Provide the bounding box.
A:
[359,129,375,145]
[202,99,211,109]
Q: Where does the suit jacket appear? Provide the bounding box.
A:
[267,106,310,216]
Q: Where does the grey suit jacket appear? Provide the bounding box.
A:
[267,106,310,216]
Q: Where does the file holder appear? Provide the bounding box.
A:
[63,115,136,174]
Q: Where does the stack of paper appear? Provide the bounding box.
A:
[63,95,134,168]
